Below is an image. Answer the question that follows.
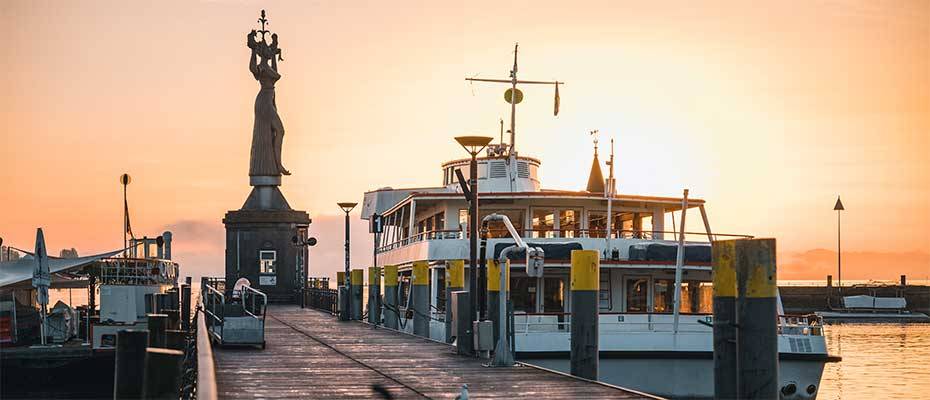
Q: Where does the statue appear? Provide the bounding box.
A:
[247,10,290,177]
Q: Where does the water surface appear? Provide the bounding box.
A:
[820,323,930,400]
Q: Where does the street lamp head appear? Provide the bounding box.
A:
[455,136,494,155]
[337,202,358,214]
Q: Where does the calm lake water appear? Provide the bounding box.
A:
[820,323,930,400]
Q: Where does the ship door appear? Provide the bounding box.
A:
[623,276,650,312]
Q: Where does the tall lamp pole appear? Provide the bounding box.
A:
[834,196,844,290]
[454,136,493,327]
[338,202,358,321]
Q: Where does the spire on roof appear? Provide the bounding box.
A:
[586,151,605,193]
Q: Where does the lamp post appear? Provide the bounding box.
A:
[292,235,317,308]
[454,136,493,327]
[338,202,357,321]
[834,196,844,291]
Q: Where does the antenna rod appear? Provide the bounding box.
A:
[510,43,518,155]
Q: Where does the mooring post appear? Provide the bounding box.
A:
[147,314,168,348]
[113,329,149,399]
[164,310,181,331]
[180,284,192,331]
[141,347,184,399]
[445,260,465,343]
[712,240,738,400]
[351,269,363,320]
[412,261,430,337]
[569,249,599,380]
[165,329,185,350]
[383,265,399,329]
[368,266,381,324]
[735,239,779,399]
[487,259,507,349]
[337,271,348,321]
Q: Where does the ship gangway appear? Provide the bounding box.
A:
[194,304,662,399]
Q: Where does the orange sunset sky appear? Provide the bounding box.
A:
[1,1,928,282]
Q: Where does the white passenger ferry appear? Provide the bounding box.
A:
[359,136,838,398]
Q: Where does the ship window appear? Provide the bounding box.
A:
[482,209,525,238]
[680,281,713,313]
[599,270,611,310]
[511,277,537,312]
[625,277,649,312]
[434,212,445,231]
[259,250,276,274]
[531,209,556,238]
[543,277,565,312]
[653,279,676,313]
[559,209,582,238]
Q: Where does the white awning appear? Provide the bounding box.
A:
[0,249,124,288]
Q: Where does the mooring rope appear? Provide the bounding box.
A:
[269,314,433,399]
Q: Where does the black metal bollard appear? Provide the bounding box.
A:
[712,240,738,400]
[384,265,399,329]
[113,329,149,399]
[569,249,599,381]
[412,261,430,337]
[735,239,779,399]
[147,314,168,348]
[368,266,381,325]
[180,284,191,331]
[141,347,184,399]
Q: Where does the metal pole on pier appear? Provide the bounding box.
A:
[412,261,430,337]
[712,240,738,400]
[445,260,465,343]
[735,239,779,399]
[338,202,358,321]
[569,249,599,380]
[368,266,381,324]
[383,265,399,329]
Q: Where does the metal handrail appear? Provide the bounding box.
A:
[202,284,225,341]
[241,285,267,322]
[377,228,754,253]
[195,307,218,400]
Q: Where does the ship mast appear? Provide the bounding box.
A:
[465,43,563,155]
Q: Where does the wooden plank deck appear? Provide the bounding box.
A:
[213,305,656,399]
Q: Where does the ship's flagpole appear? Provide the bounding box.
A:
[672,189,689,334]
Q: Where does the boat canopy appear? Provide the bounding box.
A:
[0,249,123,288]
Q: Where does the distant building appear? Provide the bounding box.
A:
[1,246,21,262]
[59,248,79,258]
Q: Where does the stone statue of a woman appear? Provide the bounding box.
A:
[247,29,290,177]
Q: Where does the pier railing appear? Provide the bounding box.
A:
[305,287,339,315]
[512,312,824,336]
[194,302,218,400]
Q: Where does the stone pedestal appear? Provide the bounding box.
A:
[223,177,310,303]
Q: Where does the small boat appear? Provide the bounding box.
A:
[817,295,930,322]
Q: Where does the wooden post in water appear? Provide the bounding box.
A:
[383,265,399,329]
[142,347,184,399]
[165,329,185,350]
[712,240,738,399]
[147,314,168,348]
[368,266,381,324]
[445,260,465,343]
[569,249,599,380]
[412,261,430,337]
[351,269,363,320]
[735,239,779,399]
[113,329,149,399]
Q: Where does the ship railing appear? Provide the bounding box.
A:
[512,312,824,336]
[97,257,180,286]
[376,228,753,253]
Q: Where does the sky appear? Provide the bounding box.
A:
[1,0,927,282]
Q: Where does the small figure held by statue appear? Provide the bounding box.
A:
[247,10,290,177]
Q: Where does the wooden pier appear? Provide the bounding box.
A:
[210,305,657,399]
